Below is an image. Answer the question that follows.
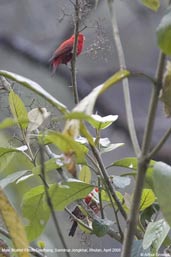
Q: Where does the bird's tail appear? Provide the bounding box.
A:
[49,57,61,76]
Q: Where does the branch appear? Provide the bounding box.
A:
[120,53,166,257]
[90,145,127,220]
[107,0,141,157]
[148,127,171,159]
[71,0,80,104]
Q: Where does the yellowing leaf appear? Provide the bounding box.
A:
[139,189,156,211]
[0,188,30,257]
[157,8,171,55]
[9,90,28,130]
[79,166,91,183]
[42,131,88,164]
[140,0,160,12]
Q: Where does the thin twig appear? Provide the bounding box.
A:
[90,145,127,220]
[71,0,80,104]
[39,145,70,257]
[148,127,171,159]
[107,0,141,157]
[142,52,166,155]
[98,176,104,219]
[0,227,46,257]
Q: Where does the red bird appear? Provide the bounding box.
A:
[49,33,85,74]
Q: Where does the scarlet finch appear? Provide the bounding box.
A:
[49,33,85,74]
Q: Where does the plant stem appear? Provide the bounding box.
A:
[107,0,141,157]
[39,145,70,257]
[98,176,104,219]
[148,127,171,159]
[90,145,127,220]
[120,52,166,257]
[71,0,80,104]
[142,52,166,155]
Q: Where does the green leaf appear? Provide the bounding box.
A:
[0,70,67,113]
[0,147,21,157]
[140,203,160,227]
[43,131,88,164]
[139,189,156,211]
[140,0,160,11]
[143,219,170,253]
[153,162,171,227]
[100,142,124,154]
[32,158,63,175]
[49,180,94,210]
[0,118,18,129]
[0,170,30,189]
[73,70,129,115]
[9,90,29,129]
[0,148,33,176]
[157,8,171,55]
[109,157,156,189]
[79,166,91,184]
[131,240,150,257]
[65,112,118,130]
[0,147,33,175]
[22,186,50,241]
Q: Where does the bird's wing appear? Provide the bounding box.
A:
[49,41,73,62]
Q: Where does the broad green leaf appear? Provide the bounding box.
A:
[0,118,18,129]
[140,0,160,11]
[0,70,67,113]
[32,158,63,175]
[49,180,94,210]
[139,189,156,211]
[9,90,29,130]
[79,166,91,184]
[0,170,30,189]
[73,70,129,115]
[0,147,33,175]
[0,188,30,257]
[156,8,171,55]
[42,131,88,164]
[153,162,171,227]
[109,157,156,189]
[22,186,50,241]
[27,107,51,132]
[100,189,129,212]
[131,240,150,257]
[140,203,160,227]
[143,219,170,253]
[65,112,118,130]
[0,147,21,157]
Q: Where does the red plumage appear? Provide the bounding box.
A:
[49,33,85,74]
